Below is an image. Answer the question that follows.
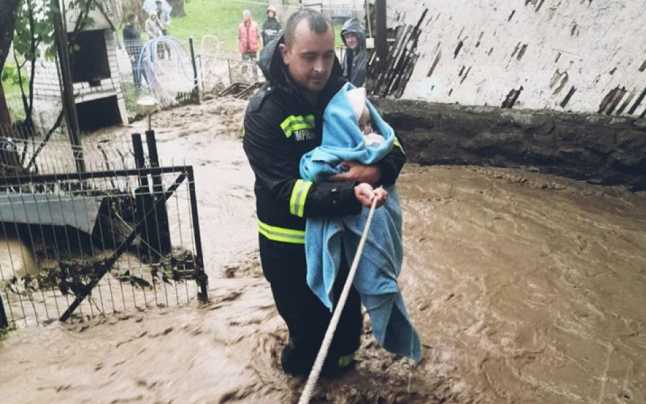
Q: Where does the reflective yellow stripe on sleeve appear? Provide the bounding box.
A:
[393,136,405,153]
[289,179,313,218]
[280,114,316,138]
[257,219,305,244]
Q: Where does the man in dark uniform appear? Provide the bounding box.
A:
[243,9,405,377]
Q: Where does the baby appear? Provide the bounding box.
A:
[346,87,385,147]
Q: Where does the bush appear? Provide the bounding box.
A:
[1,65,21,86]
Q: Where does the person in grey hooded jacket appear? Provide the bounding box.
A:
[340,18,368,87]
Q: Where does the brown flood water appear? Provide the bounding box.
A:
[399,165,646,403]
[1,98,645,403]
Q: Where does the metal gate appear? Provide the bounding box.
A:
[0,131,207,328]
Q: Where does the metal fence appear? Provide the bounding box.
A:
[120,33,265,107]
[0,123,119,177]
[120,36,200,113]
[193,36,265,95]
[0,128,207,328]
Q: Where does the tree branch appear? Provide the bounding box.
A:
[74,0,94,33]
[0,0,20,126]
[0,0,19,69]
[12,49,29,120]
[27,0,37,123]
[25,109,64,170]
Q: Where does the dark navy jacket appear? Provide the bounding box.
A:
[242,34,405,244]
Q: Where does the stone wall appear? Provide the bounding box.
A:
[375,98,646,190]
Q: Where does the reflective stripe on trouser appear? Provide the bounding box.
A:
[257,219,305,244]
[280,114,315,138]
[289,179,313,218]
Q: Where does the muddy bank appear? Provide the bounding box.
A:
[375,98,646,190]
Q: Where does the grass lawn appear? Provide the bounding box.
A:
[171,0,268,53]
[170,0,347,53]
[3,0,352,122]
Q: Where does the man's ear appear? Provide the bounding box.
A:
[279,43,289,65]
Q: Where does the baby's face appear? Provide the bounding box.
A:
[358,108,373,135]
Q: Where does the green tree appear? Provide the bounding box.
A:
[0,0,20,127]
[11,0,54,127]
[8,0,99,126]
[13,0,100,125]
[0,0,100,176]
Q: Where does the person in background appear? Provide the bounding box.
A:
[238,9,260,81]
[261,5,282,47]
[340,18,368,87]
[145,13,163,40]
[122,14,143,89]
[154,0,172,58]
[145,13,165,59]
[155,0,171,36]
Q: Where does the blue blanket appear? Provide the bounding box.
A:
[300,83,421,362]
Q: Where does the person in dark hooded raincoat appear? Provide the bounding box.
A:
[340,18,368,87]
[261,5,282,47]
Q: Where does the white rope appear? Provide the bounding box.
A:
[298,195,379,404]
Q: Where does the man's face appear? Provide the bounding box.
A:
[280,20,336,95]
[344,32,359,49]
[267,11,275,19]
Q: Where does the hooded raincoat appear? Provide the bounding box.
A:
[340,18,368,87]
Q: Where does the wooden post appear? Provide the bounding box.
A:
[375,0,387,70]
[188,37,200,103]
[0,293,8,330]
[52,0,85,173]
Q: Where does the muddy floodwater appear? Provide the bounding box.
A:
[399,165,646,403]
[1,98,645,403]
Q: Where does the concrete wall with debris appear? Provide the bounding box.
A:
[387,0,646,117]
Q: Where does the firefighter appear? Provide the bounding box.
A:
[243,8,405,377]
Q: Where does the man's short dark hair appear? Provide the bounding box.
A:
[284,8,332,47]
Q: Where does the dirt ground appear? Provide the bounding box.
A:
[1,96,645,403]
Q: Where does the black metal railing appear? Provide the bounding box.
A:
[0,132,207,328]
